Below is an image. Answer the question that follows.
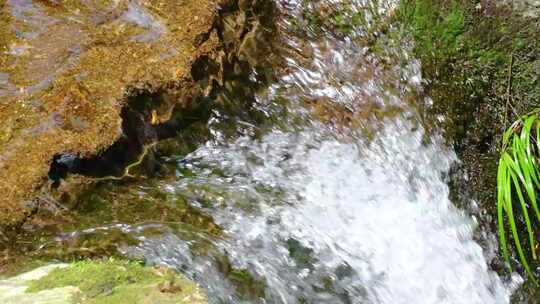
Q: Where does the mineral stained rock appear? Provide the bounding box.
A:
[0,0,222,224]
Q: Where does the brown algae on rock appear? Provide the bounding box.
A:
[0,0,222,224]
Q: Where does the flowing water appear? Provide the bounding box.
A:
[123,1,519,302]
[23,0,528,302]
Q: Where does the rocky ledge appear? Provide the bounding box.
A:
[0,0,274,226]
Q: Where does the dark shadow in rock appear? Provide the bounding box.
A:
[48,92,213,182]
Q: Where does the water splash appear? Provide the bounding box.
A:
[126,111,511,303]
[26,0,519,302]
[119,0,520,302]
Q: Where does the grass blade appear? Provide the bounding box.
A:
[497,112,540,283]
[497,157,511,269]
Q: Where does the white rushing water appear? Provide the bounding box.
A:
[186,123,510,304]
[126,1,518,303]
[132,117,514,303]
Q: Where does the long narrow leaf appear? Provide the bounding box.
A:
[505,154,537,260]
[514,131,540,228]
[503,167,538,284]
[497,112,540,284]
[497,158,511,269]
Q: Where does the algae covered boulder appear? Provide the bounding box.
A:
[0,259,206,304]
[0,0,222,225]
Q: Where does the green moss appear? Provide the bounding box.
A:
[26,259,206,304]
[395,0,539,148]
[27,259,150,294]
[286,238,316,270]
[328,8,365,36]
[227,268,266,299]
[215,255,266,300]
[398,0,465,57]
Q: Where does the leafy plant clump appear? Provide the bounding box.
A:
[497,110,540,284]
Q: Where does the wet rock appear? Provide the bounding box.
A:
[0,264,79,304]
[0,0,280,227]
[0,260,206,304]
[508,0,540,17]
[0,0,222,225]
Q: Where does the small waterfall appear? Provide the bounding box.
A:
[10,0,519,302]
[122,1,517,303]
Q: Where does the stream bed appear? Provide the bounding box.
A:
[5,0,534,303]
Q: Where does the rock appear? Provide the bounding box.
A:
[0,264,79,304]
[510,0,540,17]
[0,0,222,225]
[0,260,207,304]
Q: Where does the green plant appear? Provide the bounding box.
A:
[497,110,540,284]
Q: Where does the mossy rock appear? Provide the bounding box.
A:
[0,260,206,304]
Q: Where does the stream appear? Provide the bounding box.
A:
[128,1,516,302]
[15,0,530,303]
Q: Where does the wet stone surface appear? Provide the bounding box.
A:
[0,0,222,224]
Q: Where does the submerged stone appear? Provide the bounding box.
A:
[0,0,222,225]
